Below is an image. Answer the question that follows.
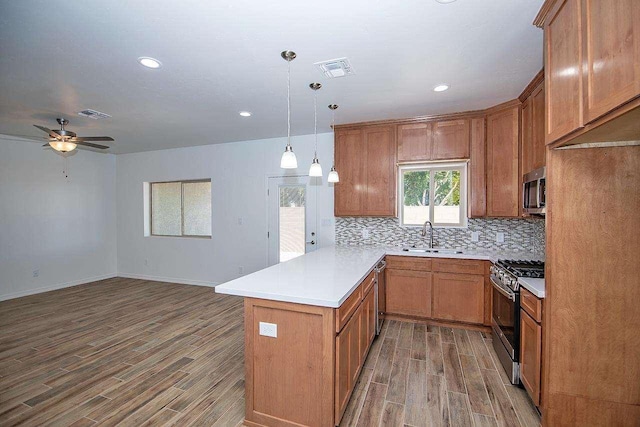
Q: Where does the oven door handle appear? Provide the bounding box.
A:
[490,277,516,302]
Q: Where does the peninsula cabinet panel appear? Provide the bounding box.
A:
[582,0,640,124]
[432,273,484,324]
[361,287,376,362]
[520,309,542,406]
[545,0,584,143]
[521,82,546,175]
[335,129,365,216]
[335,304,361,423]
[363,126,396,216]
[397,122,432,162]
[469,117,487,217]
[432,119,470,160]
[486,106,520,217]
[385,269,432,318]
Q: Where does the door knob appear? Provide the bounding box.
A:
[306,240,316,245]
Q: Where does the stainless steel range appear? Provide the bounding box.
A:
[490,259,544,384]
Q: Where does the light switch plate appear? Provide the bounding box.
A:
[496,232,505,243]
[471,231,479,242]
[259,322,277,338]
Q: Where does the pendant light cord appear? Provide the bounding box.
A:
[287,58,291,148]
[314,89,318,158]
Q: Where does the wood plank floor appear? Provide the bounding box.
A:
[1,277,540,427]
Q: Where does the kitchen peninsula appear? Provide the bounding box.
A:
[215,245,544,426]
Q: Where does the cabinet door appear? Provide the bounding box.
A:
[397,122,432,162]
[334,129,365,216]
[522,83,547,175]
[363,126,396,216]
[432,273,484,324]
[385,269,432,317]
[432,119,470,160]
[520,310,542,406]
[545,0,584,143]
[582,0,640,123]
[360,288,376,363]
[469,117,487,218]
[486,106,520,217]
[335,306,361,421]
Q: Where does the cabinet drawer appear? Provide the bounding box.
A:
[362,270,375,296]
[336,283,363,333]
[520,287,542,323]
[432,258,484,275]
[386,256,432,271]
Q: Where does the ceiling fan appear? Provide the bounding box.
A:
[33,118,114,153]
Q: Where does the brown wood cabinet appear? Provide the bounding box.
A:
[538,0,640,146]
[385,269,432,317]
[432,273,484,324]
[334,125,396,217]
[521,81,546,175]
[384,256,489,326]
[520,309,542,407]
[397,119,470,162]
[469,117,487,218]
[486,104,521,217]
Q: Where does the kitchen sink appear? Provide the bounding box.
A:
[402,247,463,254]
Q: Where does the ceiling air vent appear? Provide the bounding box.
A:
[77,109,111,120]
[314,57,355,79]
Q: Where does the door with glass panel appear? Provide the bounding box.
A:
[267,176,317,266]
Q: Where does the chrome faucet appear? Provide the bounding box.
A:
[421,220,434,248]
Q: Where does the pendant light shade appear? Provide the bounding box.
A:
[49,140,77,153]
[280,50,297,169]
[328,104,340,183]
[309,82,323,178]
[328,165,339,183]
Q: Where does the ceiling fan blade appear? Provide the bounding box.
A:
[73,136,114,142]
[33,125,61,139]
[76,141,110,150]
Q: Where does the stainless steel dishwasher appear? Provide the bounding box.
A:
[374,259,386,335]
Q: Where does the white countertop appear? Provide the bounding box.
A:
[518,277,546,298]
[215,245,545,307]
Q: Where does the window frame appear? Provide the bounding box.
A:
[149,179,212,238]
[398,161,468,228]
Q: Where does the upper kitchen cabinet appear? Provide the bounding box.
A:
[397,119,470,162]
[469,117,487,218]
[334,125,396,217]
[536,0,640,146]
[486,103,521,217]
[521,72,546,175]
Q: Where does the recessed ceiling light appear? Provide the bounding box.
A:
[138,57,162,69]
[239,111,252,117]
[433,84,450,92]
[435,0,457,3]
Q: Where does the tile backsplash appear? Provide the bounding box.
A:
[336,217,545,253]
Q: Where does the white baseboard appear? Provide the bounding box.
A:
[117,273,219,288]
[0,273,118,301]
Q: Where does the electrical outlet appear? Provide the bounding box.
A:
[259,322,277,338]
[33,269,39,278]
[496,232,505,243]
[238,266,244,275]
[471,231,480,242]
[362,228,370,239]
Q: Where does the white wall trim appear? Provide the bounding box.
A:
[117,273,219,288]
[0,273,118,302]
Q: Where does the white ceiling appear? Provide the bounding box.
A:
[0,0,544,154]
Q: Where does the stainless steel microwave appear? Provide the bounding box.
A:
[523,166,546,215]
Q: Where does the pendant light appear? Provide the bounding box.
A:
[280,50,298,169]
[309,83,323,177]
[327,104,340,183]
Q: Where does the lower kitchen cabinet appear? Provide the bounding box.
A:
[385,269,432,318]
[520,287,543,407]
[432,273,484,324]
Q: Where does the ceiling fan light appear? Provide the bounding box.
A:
[50,140,77,153]
[309,157,323,177]
[328,166,340,183]
[280,145,297,169]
